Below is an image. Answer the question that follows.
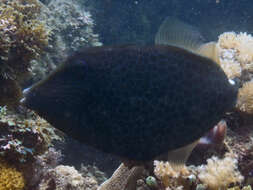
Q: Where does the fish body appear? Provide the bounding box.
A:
[21,45,237,161]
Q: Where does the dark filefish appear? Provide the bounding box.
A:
[21,45,237,162]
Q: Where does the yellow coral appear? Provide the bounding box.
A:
[0,158,25,190]
[236,81,253,114]
[197,153,244,190]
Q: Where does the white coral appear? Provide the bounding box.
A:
[197,154,244,190]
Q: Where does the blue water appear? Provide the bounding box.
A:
[90,0,253,44]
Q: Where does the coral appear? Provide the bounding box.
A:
[0,0,49,80]
[0,158,25,190]
[27,0,102,84]
[0,107,63,163]
[224,127,253,185]
[38,165,99,190]
[98,163,145,190]
[236,81,253,114]
[219,32,253,64]
[217,32,253,79]
[0,77,22,107]
[154,160,192,189]
[228,186,252,190]
[80,164,107,185]
[197,153,244,190]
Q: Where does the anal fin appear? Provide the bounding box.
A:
[167,140,199,171]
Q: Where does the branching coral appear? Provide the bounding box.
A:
[197,153,244,190]
[0,158,25,190]
[0,0,49,80]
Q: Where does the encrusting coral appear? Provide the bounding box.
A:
[0,158,25,190]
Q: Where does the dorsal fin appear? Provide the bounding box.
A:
[197,42,220,64]
[155,16,205,52]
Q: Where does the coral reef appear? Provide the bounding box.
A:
[154,161,194,190]
[0,158,25,190]
[0,78,22,107]
[236,81,253,114]
[0,0,49,107]
[152,153,244,190]
[98,163,146,190]
[0,0,49,80]
[197,153,244,190]
[217,32,253,80]
[224,127,253,186]
[38,165,99,190]
[0,107,62,163]
[80,164,108,185]
[28,0,102,83]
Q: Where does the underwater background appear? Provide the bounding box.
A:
[1,0,253,190]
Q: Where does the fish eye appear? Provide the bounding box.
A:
[228,79,235,85]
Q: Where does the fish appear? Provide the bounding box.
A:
[20,44,237,164]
